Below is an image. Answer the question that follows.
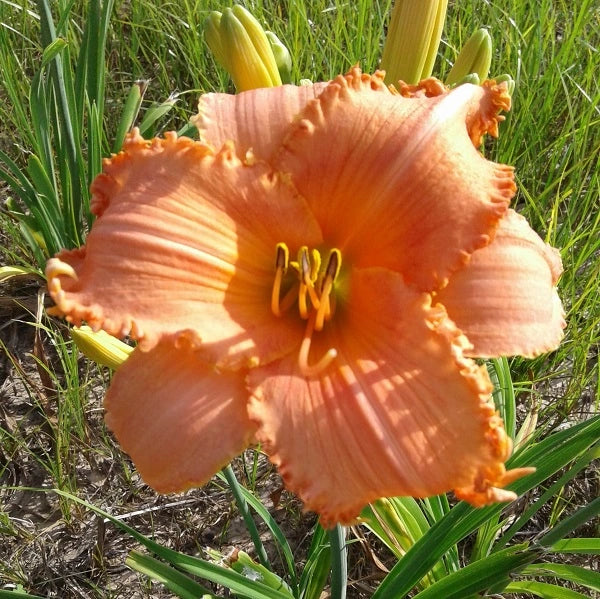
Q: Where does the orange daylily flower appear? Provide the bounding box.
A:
[46,68,565,527]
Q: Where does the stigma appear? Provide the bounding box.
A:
[271,243,342,376]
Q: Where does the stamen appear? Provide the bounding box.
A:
[305,279,321,311]
[271,243,289,317]
[314,250,342,331]
[271,243,342,331]
[315,277,333,331]
[298,246,320,318]
[271,268,285,316]
[298,313,337,377]
[325,248,342,280]
[298,281,309,318]
[279,283,300,313]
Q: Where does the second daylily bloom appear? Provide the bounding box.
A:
[46,68,564,526]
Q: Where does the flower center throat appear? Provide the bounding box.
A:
[271,243,341,376]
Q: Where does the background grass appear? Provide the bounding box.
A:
[0,0,598,597]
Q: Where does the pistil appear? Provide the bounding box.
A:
[298,312,338,377]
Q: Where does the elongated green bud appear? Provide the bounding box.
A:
[453,73,481,86]
[265,31,292,84]
[112,80,148,153]
[204,11,229,71]
[206,549,292,592]
[205,5,282,92]
[446,28,492,86]
[494,73,516,96]
[368,498,413,551]
[229,551,292,592]
[380,0,448,85]
[514,405,538,451]
[71,326,133,370]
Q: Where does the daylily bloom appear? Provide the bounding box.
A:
[46,68,564,526]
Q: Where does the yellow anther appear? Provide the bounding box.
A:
[271,243,289,317]
[309,248,321,280]
[298,313,337,377]
[324,249,341,280]
[275,242,289,270]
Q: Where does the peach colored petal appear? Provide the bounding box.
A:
[436,209,565,358]
[275,67,515,291]
[46,130,322,369]
[105,335,256,493]
[192,82,328,161]
[248,267,525,527]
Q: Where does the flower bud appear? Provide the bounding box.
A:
[446,28,492,86]
[204,11,229,71]
[71,326,133,370]
[380,0,448,85]
[204,5,282,92]
[452,73,481,87]
[265,31,292,84]
[494,73,516,96]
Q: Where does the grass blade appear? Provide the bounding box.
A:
[410,545,542,599]
[328,525,347,599]
[372,416,600,599]
[126,550,215,598]
[539,497,600,548]
[299,524,330,599]
[215,469,298,591]
[220,465,271,571]
[41,488,294,599]
[521,564,600,593]
[549,538,600,555]
[504,580,590,598]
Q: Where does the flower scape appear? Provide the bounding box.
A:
[46,68,565,527]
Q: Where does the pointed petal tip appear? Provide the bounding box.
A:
[391,78,512,146]
[467,79,512,145]
[454,466,536,507]
[46,256,78,282]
